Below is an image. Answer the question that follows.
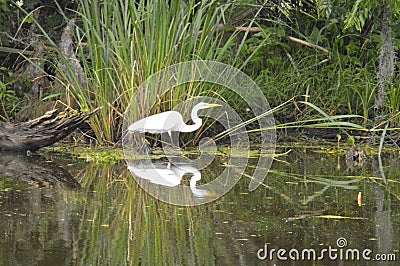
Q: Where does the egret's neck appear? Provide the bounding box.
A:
[180,118,202,132]
[180,108,202,132]
[190,172,201,188]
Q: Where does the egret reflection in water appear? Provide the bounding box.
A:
[128,160,209,200]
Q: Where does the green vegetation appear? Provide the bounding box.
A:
[50,0,246,143]
[0,69,21,121]
[0,0,399,145]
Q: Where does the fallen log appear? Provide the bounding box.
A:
[0,108,98,152]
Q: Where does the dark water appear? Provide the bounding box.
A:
[0,146,399,265]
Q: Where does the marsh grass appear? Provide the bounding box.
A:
[71,0,246,143]
[15,1,400,145]
[16,0,249,143]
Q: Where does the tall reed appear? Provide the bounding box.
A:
[69,0,236,143]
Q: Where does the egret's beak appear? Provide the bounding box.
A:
[205,103,222,108]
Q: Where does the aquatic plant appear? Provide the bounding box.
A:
[69,0,242,143]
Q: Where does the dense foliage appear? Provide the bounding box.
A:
[0,0,399,144]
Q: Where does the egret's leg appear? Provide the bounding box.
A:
[129,132,150,154]
[169,131,180,149]
[168,131,174,147]
[152,134,160,148]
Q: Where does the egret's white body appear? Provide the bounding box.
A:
[128,102,221,137]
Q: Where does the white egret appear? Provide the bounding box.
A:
[128,102,221,143]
